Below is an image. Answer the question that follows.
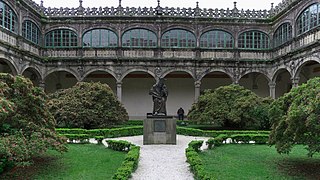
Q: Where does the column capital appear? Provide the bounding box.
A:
[194,80,201,88]
[268,82,276,88]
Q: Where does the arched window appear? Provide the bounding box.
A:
[238,31,270,50]
[161,29,196,48]
[0,1,18,33]
[122,29,157,48]
[297,3,320,35]
[22,20,41,45]
[45,29,78,47]
[273,23,292,47]
[200,30,233,49]
[83,29,117,47]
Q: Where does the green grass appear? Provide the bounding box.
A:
[1,144,126,180]
[199,144,320,180]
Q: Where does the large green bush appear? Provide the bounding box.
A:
[269,77,320,157]
[0,73,67,165]
[188,84,271,129]
[48,82,128,129]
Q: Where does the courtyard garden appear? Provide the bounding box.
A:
[1,73,320,179]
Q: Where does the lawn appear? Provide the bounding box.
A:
[1,144,126,180]
[199,144,320,180]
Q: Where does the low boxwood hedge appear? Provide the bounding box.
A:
[106,140,140,180]
[206,134,269,149]
[185,140,214,180]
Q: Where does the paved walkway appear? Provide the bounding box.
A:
[103,135,209,180]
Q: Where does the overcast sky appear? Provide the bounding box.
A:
[33,0,283,10]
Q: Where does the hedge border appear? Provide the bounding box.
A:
[185,140,215,180]
[56,127,269,141]
[105,140,140,180]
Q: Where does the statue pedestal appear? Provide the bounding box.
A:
[143,116,176,145]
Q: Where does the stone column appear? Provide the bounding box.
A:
[291,77,300,88]
[39,80,46,90]
[268,82,276,99]
[116,81,122,102]
[194,81,201,102]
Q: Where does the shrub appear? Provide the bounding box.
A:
[269,77,320,157]
[188,84,272,129]
[48,82,128,129]
[0,73,67,165]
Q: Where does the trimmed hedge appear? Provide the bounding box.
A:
[206,134,228,149]
[206,134,269,149]
[57,126,143,140]
[56,127,269,143]
[106,140,140,180]
[186,140,214,180]
[107,140,132,151]
[178,127,269,137]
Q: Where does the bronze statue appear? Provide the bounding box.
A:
[149,78,168,116]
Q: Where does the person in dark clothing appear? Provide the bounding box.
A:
[177,107,185,120]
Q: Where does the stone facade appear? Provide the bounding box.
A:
[1,0,320,118]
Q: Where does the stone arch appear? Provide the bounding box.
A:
[44,69,79,93]
[162,25,196,35]
[82,69,117,93]
[82,68,117,81]
[82,26,118,36]
[272,68,292,98]
[161,69,195,80]
[21,66,42,86]
[198,68,233,82]
[21,17,41,31]
[121,70,155,119]
[0,57,18,75]
[44,26,78,34]
[162,70,196,116]
[271,67,292,83]
[294,56,320,79]
[240,70,271,83]
[44,68,80,81]
[120,69,155,82]
[21,65,42,79]
[4,0,19,17]
[122,25,158,36]
[294,0,319,23]
[199,70,233,95]
[239,71,270,97]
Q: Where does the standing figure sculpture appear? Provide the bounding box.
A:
[149,78,168,116]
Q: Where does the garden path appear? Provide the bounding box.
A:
[103,135,209,180]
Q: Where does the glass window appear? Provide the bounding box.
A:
[238,31,270,50]
[273,23,293,47]
[45,29,78,47]
[161,29,196,48]
[0,1,18,33]
[22,20,41,45]
[83,29,118,48]
[122,29,157,48]
[200,30,234,49]
[297,3,320,35]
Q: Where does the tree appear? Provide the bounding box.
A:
[269,77,320,157]
[188,84,271,129]
[48,82,128,129]
[0,73,67,164]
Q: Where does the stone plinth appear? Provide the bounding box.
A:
[143,116,176,145]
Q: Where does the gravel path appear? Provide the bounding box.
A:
[103,135,209,180]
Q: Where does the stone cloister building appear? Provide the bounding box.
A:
[1,0,320,118]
